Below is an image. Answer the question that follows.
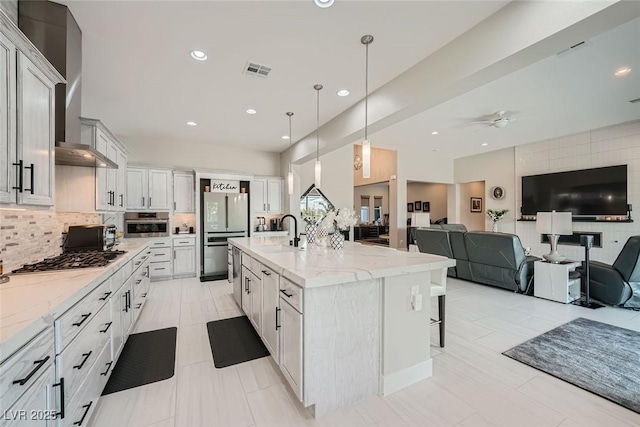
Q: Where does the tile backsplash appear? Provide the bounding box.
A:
[1,210,101,272]
[172,213,196,233]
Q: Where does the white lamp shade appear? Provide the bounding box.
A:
[362,140,371,179]
[287,171,294,195]
[314,160,322,188]
[536,211,573,235]
[411,213,430,227]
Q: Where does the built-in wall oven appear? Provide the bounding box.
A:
[124,212,170,238]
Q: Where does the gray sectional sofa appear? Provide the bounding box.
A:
[414,227,540,293]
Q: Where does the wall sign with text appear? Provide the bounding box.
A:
[209,180,240,193]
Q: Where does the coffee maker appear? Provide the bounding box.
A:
[270,218,282,231]
[256,217,267,231]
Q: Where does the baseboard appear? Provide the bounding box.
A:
[381,358,432,396]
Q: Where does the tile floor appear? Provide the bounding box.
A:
[90,276,640,427]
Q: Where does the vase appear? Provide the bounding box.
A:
[492,221,499,233]
[316,226,328,246]
[305,223,317,244]
[330,232,345,250]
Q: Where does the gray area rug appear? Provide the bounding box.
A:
[503,317,640,414]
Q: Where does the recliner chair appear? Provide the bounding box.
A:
[586,236,640,308]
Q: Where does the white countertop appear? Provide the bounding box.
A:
[0,240,149,360]
[228,237,455,288]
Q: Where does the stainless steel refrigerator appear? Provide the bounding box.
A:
[202,192,248,281]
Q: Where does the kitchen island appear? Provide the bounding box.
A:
[228,236,455,418]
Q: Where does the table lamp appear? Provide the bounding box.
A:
[536,211,572,263]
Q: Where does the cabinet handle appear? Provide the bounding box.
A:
[247,278,251,294]
[280,289,293,298]
[268,203,270,211]
[24,163,34,194]
[73,401,93,426]
[142,196,145,206]
[245,277,249,292]
[276,307,281,330]
[263,204,266,211]
[73,352,92,370]
[100,322,112,333]
[153,253,164,256]
[72,313,92,327]
[142,292,147,298]
[123,293,128,312]
[12,160,23,192]
[111,191,115,206]
[262,270,271,276]
[100,362,113,376]
[53,377,65,419]
[173,250,176,260]
[174,201,177,210]
[120,194,123,207]
[107,191,111,206]
[12,356,50,385]
[149,197,151,206]
[135,279,142,284]
[155,267,165,270]
[99,291,112,301]
[136,303,142,309]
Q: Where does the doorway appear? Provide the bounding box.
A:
[354,182,390,246]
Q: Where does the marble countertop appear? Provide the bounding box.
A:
[228,237,455,289]
[0,240,149,360]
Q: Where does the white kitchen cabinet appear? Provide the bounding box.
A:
[250,269,262,334]
[279,296,303,400]
[116,149,127,210]
[148,238,172,281]
[0,32,16,204]
[111,280,128,359]
[252,178,283,214]
[3,365,56,427]
[173,171,194,213]
[261,266,279,360]
[241,265,251,316]
[127,167,171,211]
[173,245,196,278]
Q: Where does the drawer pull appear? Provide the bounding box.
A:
[136,303,142,309]
[179,241,190,244]
[280,290,293,298]
[276,307,281,330]
[73,352,92,370]
[53,377,65,419]
[12,356,50,386]
[99,291,112,301]
[73,401,93,426]
[135,261,141,266]
[72,313,92,327]
[153,253,164,256]
[100,322,113,333]
[135,279,142,284]
[142,292,148,298]
[155,267,166,270]
[262,270,271,276]
[100,362,113,376]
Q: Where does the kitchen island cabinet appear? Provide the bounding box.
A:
[229,237,454,418]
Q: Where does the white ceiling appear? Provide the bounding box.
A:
[57,0,509,154]
[371,16,640,159]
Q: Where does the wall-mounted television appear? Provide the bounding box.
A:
[521,165,628,216]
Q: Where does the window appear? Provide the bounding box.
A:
[374,196,382,222]
[360,195,370,223]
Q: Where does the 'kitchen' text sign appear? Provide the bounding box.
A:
[209,180,240,193]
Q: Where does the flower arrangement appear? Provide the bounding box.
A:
[486,209,509,222]
[301,207,325,225]
[322,207,358,231]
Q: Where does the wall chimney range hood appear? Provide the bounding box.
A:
[18,0,117,169]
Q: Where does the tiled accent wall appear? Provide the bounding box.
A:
[172,213,196,234]
[1,210,101,272]
[515,120,640,264]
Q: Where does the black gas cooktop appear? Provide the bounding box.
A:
[12,250,127,274]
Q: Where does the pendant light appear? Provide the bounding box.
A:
[361,34,374,179]
[314,84,323,188]
[286,112,294,195]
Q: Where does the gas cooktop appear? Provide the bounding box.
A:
[12,250,127,274]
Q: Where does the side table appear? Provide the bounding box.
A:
[534,260,581,303]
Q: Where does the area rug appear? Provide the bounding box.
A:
[503,318,640,414]
[206,316,269,368]
[102,327,177,395]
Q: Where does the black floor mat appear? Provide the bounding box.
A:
[102,327,177,395]
[206,316,269,368]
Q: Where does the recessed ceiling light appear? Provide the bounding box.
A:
[282,135,290,140]
[481,143,488,147]
[314,0,335,8]
[337,89,350,97]
[432,149,439,152]
[246,109,257,115]
[431,131,439,135]
[186,121,197,126]
[614,66,631,76]
[190,50,207,61]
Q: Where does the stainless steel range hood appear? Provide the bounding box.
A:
[18,0,117,169]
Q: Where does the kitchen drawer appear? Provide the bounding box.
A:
[148,238,171,249]
[131,249,151,274]
[149,261,172,278]
[3,365,56,427]
[280,278,303,313]
[56,279,111,352]
[0,328,54,412]
[57,304,111,410]
[149,247,171,262]
[173,236,195,247]
[241,253,251,268]
[62,342,112,427]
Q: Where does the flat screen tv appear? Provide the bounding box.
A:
[521,165,628,216]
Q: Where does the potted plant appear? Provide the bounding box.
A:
[486,209,509,232]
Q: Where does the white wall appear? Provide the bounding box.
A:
[406,182,448,222]
[128,141,281,176]
[354,183,389,223]
[455,147,516,233]
[515,120,640,264]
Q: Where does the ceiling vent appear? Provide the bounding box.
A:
[630,97,640,104]
[556,40,590,57]
[244,61,272,78]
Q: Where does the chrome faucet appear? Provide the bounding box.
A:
[281,214,300,247]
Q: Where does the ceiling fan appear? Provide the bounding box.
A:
[473,110,517,129]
